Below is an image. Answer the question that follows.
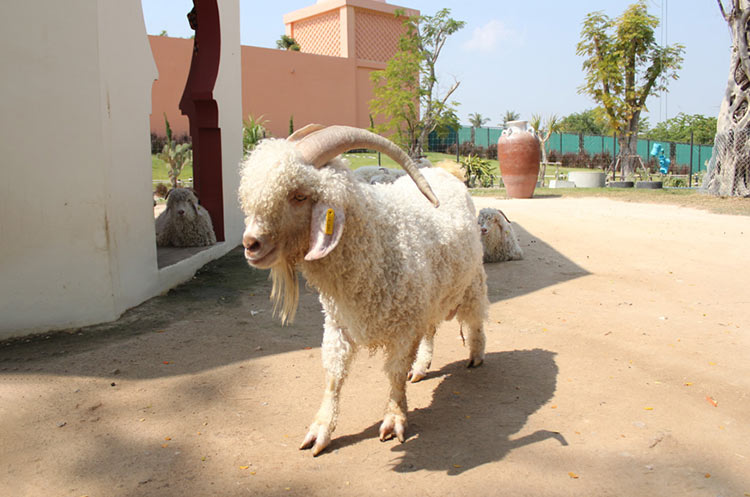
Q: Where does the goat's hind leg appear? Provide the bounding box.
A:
[300,318,355,456]
[379,338,419,442]
[458,274,488,368]
[408,326,436,383]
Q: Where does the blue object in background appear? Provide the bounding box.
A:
[650,143,670,174]
[658,156,670,174]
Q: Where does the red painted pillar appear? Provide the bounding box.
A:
[179,0,224,241]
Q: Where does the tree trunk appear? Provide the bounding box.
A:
[618,130,639,180]
[704,1,750,196]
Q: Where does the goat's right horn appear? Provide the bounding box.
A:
[293,125,439,207]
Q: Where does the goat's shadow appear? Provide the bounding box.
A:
[329,349,564,474]
[483,223,589,305]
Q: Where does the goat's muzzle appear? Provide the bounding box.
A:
[243,231,277,268]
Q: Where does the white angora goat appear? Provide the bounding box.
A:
[155,188,217,247]
[239,125,488,456]
[477,207,523,263]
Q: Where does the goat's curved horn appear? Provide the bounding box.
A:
[294,125,439,207]
[287,123,326,142]
[497,209,511,224]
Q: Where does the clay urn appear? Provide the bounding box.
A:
[497,120,540,198]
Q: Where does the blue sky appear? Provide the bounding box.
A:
[141,0,730,127]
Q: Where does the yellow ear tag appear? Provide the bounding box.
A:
[324,208,335,235]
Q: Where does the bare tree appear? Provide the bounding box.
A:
[703,0,750,196]
[530,114,560,185]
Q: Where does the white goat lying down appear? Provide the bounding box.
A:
[239,125,489,456]
[352,158,434,185]
[155,188,217,247]
[351,165,405,184]
[477,207,524,263]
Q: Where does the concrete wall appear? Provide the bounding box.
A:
[0,0,243,339]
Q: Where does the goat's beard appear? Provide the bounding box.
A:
[270,260,299,326]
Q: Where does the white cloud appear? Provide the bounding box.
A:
[461,19,516,53]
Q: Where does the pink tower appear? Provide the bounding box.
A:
[283,0,418,63]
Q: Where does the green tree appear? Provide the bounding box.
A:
[276,34,300,51]
[643,113,717,145]
[159,115,192,189]
[577,1,684,178]
[558,108,610,135]
[501,110,520,127]
[370,9,465,158]
[468,112,490,143]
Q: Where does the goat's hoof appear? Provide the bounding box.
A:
[467,357,483,368]
[300,424,331,456]
[407,368,427,383]
[379,414,407,443]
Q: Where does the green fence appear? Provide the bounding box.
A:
[428,126,714,172]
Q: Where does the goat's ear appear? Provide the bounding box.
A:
[493,216,505,230]
[304,203,345,261]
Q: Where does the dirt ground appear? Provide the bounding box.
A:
[2,196,749,497]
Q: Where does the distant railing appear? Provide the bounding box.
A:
[428,126,714,173]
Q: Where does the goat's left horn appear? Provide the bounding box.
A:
[293,125,439,207]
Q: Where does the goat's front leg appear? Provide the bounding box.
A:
[300,320,355,456]
[379,339,419,442]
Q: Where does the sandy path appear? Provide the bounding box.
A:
[1,196,749,496]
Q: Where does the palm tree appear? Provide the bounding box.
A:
[468,112,490,143]
[501,110,520,127]
[276,34,300,51]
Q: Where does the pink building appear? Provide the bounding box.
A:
[150,0,418,138]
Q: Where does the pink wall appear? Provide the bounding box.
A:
[149,36,384,139]
[148,36,193,137]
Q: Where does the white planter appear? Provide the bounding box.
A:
[549,180,576,188]
[568,171,606,188]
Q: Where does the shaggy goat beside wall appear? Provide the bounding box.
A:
[239,125,489,456]
[155,188,217,247]
[477,207,523,263]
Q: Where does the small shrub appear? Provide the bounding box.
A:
[461,154,495,188]
[158,115,193,189]
[243,114,269,155]
[154,182,169,198]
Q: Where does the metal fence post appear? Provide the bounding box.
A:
[456,126,460,163]
[689,130,694,188]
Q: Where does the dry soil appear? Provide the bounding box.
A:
[1,196,749,497]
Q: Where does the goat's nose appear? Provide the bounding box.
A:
[481,227,487,234]
[243,233,262,254]
[177,209,185,216]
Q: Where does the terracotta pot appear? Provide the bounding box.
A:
[497,120,540,198]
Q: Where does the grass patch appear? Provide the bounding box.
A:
[152,155,193,183]
[472,187,750,216]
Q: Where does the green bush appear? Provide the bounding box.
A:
[158,115,193,189]
[243,114,269,155]
[461,154,495,187]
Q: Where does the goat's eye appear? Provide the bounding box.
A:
[293,193,308,202]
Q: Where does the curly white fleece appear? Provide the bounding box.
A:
[477,207,523,263]
[155,188,217,247]
[238,138,488,450]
